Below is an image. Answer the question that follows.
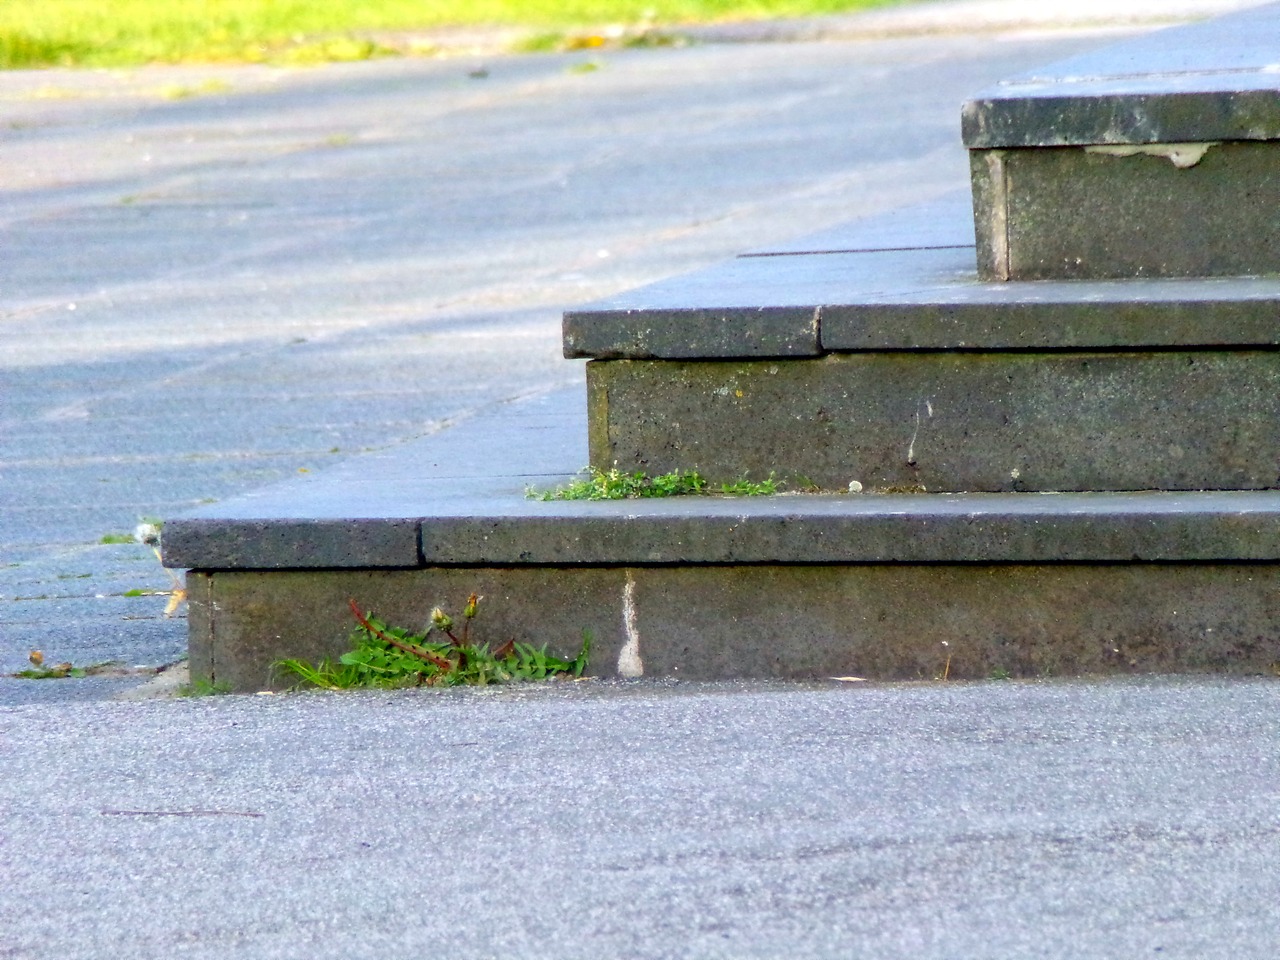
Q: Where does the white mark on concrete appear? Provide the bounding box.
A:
[906,398,932,466]
[1085,142,1218,169]
[617,571,644,678]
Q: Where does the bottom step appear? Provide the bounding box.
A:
[186,564,1280,691]
[164,388,1280,691]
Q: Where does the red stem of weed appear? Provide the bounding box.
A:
[348,599,453,671]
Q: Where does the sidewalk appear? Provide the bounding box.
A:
[5,676,1280,959]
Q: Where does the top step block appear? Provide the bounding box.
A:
[963,2,1280,281]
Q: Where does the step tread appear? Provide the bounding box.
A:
[565,236,1280,359]
[963,2,1280,148]
[741,190,975,256]
[163,388,1280,570]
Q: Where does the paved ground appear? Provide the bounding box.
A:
[3,1,1280,956]
[6,677,1280,958]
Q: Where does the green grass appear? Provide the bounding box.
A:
[530,466,784,500]
[178,677,233,696]
[0,0,904,69]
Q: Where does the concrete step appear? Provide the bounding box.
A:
[162,7,1280,694]
[163,387,1280,691]
[566,198,1280,492]
[963,2,1280,280]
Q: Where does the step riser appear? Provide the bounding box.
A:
[189,564,1280,692]
[971,142,1280,281]
[588,353,1280,492]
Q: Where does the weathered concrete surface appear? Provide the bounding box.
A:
[186,567,616,692]
[588,352,1280,492]
[964,3,1280,279]
[962,1,1280,148]
[189,563,1280,691]
[160,388,1280,569]
[741,188,975,254]
[565,225,1280,358]
[971,141,1280,280]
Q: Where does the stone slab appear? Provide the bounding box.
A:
[188,563,1280,692]
[168,483,1280,568]
[162,390,588,569]
[564,303,822,361]
[164,384,1280,570]
[164,518,422,570]
[418,490,1280,565]
[564,196,978,360]
[970,140,1280,279]
[588,352,1280,492]
[565,243,1280,358]
[741,189,975,255]
[962,2,1280,148]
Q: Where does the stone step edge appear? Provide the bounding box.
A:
[962,3,1280,149]
[161,388,1280,572]
[163,487,1280,570]
[563,245,1280,361]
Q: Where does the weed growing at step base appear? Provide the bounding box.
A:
[530,467,780,500]
[274,596,591,690]
[178,677,233,696]
[10,650,154,679]
[719,474,781,496]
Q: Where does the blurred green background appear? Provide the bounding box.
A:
[0,0,908,68]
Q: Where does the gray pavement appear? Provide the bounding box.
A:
[3,1,1280,955]
[5,677,1280,958]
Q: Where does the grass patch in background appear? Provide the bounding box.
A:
[0,0,906,69]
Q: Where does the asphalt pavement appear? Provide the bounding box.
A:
[6,677,1280,958]
[3,0,1279,955]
